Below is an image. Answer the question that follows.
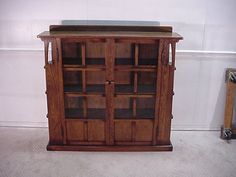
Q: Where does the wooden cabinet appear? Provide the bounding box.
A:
[38,24,182,151]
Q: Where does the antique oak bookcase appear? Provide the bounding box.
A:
[38,24,182,151]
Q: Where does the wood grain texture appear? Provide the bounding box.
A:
[222,69,236,139]
[135,120,153,142]
[55,38,67,145]
[105,38,115,145]
[38,24,182,151]
[224,81,236,128]
[44,39,64,145]
[66,121,84,141]
[153,39,163,145]
[156,40,172,145]
[88,121,105,141]
[115,121,132,142]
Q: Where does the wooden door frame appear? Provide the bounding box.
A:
[105,38,116,145]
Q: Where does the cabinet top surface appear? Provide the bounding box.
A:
[38,31,182,40]
[38,24,182,40]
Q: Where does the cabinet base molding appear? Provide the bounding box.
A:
[47,143,173,152]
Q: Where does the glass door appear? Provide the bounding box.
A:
[62,40,107,145]
[113,42,158,145]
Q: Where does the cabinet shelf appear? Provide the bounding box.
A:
[115,66,156,72]
[63,57,105,66]
[64,84,156,94]
[63,66,156,72]
[64,84,105,93]
[63,57,157,67]
[65,108,105,119]
[115,58,157,66]
[65,108,155,119]
[115,109,155,119]
[115,84,156,93]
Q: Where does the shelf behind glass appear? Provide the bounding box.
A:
[62,57,157,66]
[63,57,105,66]
[115,108,155,119]
[64,84,155,94]
[65,108,106,119]
[115,58,157,65]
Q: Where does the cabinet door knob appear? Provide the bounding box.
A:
[105,80,115,84]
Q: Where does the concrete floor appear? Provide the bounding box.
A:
[0,127,235,177]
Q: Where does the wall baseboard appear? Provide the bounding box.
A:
[172,125,220,131]
[0,121,48,128]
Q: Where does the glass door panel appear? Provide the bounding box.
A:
[114,97,155,119]
[114,42,157,120]
[62,40,106,119]
[138,44,158,65]
[114,71,156,94]
[64,95,106,119]
[63,70,105,94]
[62,41,105,66]
[115,43,134,65]
[62,42,82,65]
[85,42,105,65]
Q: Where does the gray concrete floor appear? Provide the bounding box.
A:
[0,127,235,177]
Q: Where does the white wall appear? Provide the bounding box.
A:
[0,0,236,129]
